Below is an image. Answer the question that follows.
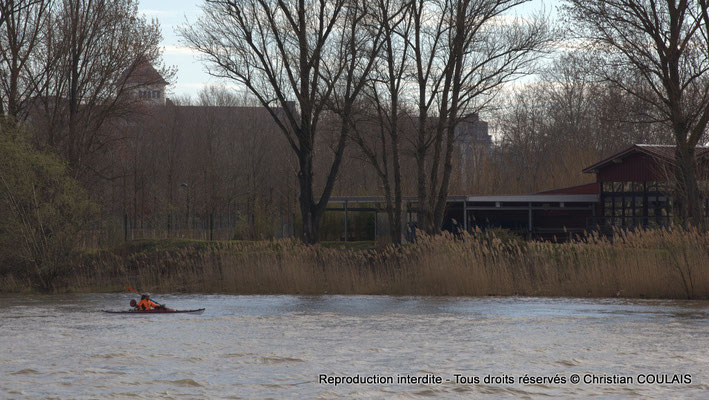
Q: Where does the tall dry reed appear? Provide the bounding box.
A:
[2,228,708,299]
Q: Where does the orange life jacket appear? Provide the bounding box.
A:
[137,298,159,310]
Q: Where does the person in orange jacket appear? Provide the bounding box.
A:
[136,294,163,311]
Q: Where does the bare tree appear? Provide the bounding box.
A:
[564,0,709,226]
[348,0,410,244]
[182,0,381,243]
[0,0,50,123]
[493,52,677,195]
[409,0,551,234]
[31,0,169,183]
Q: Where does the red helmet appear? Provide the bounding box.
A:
[130,299,137,307]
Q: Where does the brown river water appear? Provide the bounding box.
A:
[1,294,709,399]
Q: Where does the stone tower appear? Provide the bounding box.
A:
[122,57,168,106]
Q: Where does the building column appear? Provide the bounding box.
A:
[643,181,649,227]
[528,202,533,240]
[463,200,468,232]
[344,200,348,242]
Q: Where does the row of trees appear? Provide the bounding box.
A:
[183,0,709,242]
[0,126,96,290]
[2,0,709,251]
[491,53,675,195]
[564,0,709,225]
[182,0,553,243]
[0,0,170,181]
[102,92,296,242]
[0,0,169,286]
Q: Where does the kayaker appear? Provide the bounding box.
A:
[137,294,163,310]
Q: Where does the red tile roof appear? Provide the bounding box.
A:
[582,144,709,173]
[122,58,168,86]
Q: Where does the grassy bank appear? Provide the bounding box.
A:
[1,228,708,299]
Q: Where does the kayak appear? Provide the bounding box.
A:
[102,308,205,315]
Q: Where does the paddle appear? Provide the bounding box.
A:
[124,285,140,295]
[124,286,141,309]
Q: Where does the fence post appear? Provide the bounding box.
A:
[344,200,348,242]
[210,213,214,241]
[124,214,128,242]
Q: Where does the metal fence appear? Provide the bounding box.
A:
[78,213,296,248]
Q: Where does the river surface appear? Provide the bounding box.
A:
[1,294,709,399]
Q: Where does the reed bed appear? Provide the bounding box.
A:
[2,227,708,299]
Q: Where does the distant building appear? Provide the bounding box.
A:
[327,144,709,242]
[121,58,168,106]
[456,113,492,174]
[582,144,709,228]
[449,144,709,239]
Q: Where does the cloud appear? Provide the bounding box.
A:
[140,9,175,16]
[163,45,199,56]
[174,81,243,90]
[170,81,247,97]
[488,14,537,27]
[175,82,209,89]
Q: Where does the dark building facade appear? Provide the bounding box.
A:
[583,144,709,229]
[443,192,597,241]
[327,144,709,242]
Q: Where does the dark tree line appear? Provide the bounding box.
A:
[563,0,709,226]
[0,0,171,183]
[3,0,709,250]
[491,53,674,195]
[183,0,552,243]
[183,0,709,241]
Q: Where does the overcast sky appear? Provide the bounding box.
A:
[139,0,558,99]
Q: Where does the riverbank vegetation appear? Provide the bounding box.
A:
[1,228,707,299]
[0,128,97,291]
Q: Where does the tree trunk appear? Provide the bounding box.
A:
[432,122,457,233]
[415,137,428,235]
[391,127,402,245]
[432,6,466,233]
[298,176,319,244]
[427,123,443,233]
[675,145,703,227]
[382,128,402,245]
[297,146,325,244]
[8,59,19,117]
[382,173,396,243]
[389,52,402,244]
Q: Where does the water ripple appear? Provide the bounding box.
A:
[11,368,40,375]
[1,294,708,398]
[156,378,204,388]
